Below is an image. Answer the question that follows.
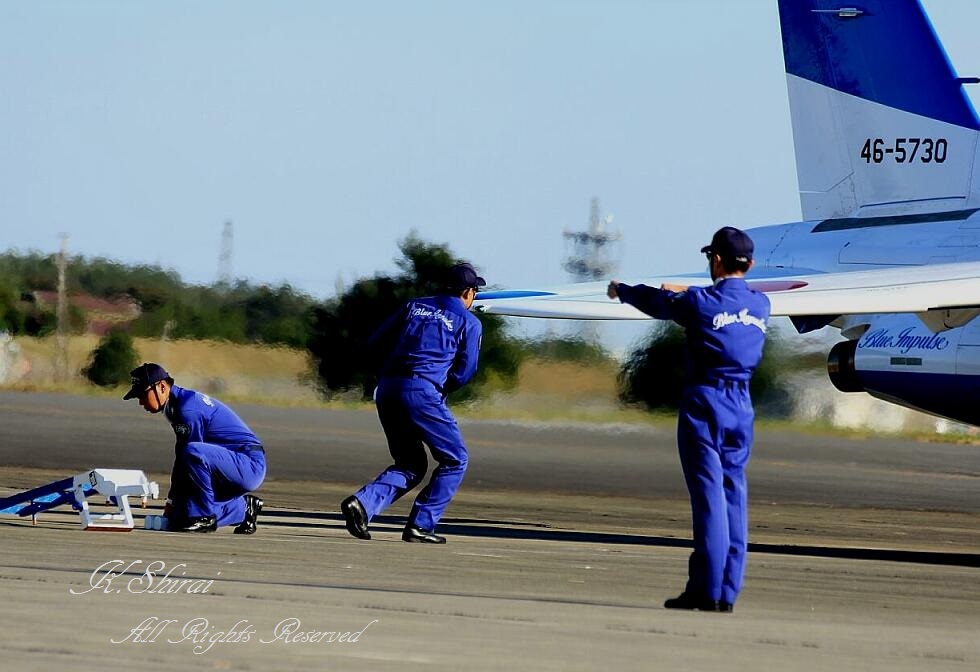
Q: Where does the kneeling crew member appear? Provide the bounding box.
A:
[342,262,485,544]
[124,363,266,534]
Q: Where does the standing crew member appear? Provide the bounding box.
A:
[607,227,770,612]
[341,262,486,544]
[123,363,266,534]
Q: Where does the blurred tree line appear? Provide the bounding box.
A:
[4,243,792,414]
[0,251,313,346]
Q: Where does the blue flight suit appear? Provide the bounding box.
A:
[616,278,770,605]
[354,294,483,532]
[165,385,266,528]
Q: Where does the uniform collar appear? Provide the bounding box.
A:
[713,274,748,287]
[164,384,182,418]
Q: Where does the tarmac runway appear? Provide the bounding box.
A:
[0,390,978,670]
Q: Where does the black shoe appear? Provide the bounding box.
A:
[718,601,734,613]
[663,592,719,611]
[176,515,217,533]
[402,524,446,544]
[341,496,371,540]
[234,495,263,535]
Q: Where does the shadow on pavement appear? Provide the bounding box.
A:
[265,509,980,568]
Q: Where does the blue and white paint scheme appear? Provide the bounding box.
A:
[474,0,980,426]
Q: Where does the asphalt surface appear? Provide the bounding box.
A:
[1,390,978,511]
[1,390,979,671]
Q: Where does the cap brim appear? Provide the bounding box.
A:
[123,387,140,400]
[700,245,712,254]
[474,276,487,287]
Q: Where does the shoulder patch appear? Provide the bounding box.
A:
[199,394,214,407]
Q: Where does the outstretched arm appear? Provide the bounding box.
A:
[608,279,693,325]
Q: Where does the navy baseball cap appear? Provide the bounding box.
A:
[447,262,487,290]
[123,363,173,400]
[701,226,754,263]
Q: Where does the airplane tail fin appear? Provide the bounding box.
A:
[778,0,980,220]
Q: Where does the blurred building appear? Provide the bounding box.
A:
[30,291,140,336]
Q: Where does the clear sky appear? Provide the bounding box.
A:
[2,1,979,312]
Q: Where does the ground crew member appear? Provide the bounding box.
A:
[607,227,770,612]
[341,262,486,544]
[123,362,265,534]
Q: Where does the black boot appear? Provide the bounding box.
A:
[234,494,264,535]
[341,496,371,540]
[402,525,446,544]
[176,515,217,533]
[663,592,720,611]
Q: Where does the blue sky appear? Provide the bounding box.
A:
[2,1,979,327]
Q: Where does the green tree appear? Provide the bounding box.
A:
[0,251,58,292]
[307,233,522,400]
[619,322,791,415]
[525,336,611,364]
[240,284,315,347]
[618,323,688,410]
[0,285,25,333]
[84,329,140,388]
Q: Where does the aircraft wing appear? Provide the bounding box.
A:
[473,261,980,320]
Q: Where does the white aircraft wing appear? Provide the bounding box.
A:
[473,261,980,320]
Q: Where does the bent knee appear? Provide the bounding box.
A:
[179,442,211,462]
[440,454,468,472]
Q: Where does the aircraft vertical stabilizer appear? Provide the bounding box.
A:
[474,2,980,427]
[778,0,980,220]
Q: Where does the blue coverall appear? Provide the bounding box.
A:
[354,294,483,532]
[165,385,266,528]
[617,278,770,605]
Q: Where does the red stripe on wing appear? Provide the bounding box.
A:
[748,280,809,292]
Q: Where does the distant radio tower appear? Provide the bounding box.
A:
[563,198,622,343]
[217,220,234,286]
[563,198,621,281]
[56,233,70,381]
